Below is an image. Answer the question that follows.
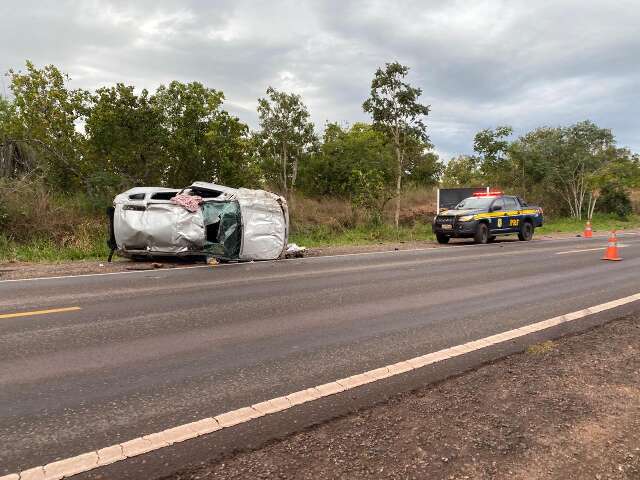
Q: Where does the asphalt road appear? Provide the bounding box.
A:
[2,234,640,477]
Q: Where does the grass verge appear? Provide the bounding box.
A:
[2,213,639,263]
[539,213,640,234]
[289,222,435,247]
[0,234,110,263]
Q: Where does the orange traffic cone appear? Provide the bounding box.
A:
[602,230,622,261]
[583,220,593,238]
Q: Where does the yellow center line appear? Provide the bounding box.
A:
[0,306,82,319]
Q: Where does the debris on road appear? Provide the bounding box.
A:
[107,182,289,262]
[285,243,307,258]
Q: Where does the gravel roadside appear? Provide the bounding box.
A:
[164,315,640,480]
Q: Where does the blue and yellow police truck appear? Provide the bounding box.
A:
[432,191,544,244]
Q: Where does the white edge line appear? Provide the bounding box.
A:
[556,247,607,255]
[556,244,629,255]
[4,232,638,284]
[6,291,640,480]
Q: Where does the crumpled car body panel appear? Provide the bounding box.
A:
[115,203,205,253]
[236,188,289,261]
[111,185,288,261]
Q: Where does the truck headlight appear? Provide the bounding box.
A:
[458,215,475,222]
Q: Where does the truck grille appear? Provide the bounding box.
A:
[436,215,455,225]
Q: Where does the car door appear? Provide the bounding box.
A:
[502,196,521,232]
[489,197,509,233]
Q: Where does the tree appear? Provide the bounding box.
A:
[560,121,616,220]
[6,61,89,190]
[86,81,256,190]
[0,97,37,179]
[440,155,482,187]
[403,141,443,187]
[587,148,640,219]
[363,62,430,228]
[510,121,623,219]
[598,182,632,219]
[256,87,316,198]
[302,122,394,197]
[473,126,514,188]
[203,110,261,188]
[84,84,167,188]
[152,81,229,186]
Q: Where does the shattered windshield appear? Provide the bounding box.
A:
[201,201,241,259]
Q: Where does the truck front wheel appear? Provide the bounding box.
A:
[436,233,450,244]
[474,223,489,244]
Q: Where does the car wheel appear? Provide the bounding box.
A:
[518,221,534,241]
[474,223,489,244]
[436,233,450,244]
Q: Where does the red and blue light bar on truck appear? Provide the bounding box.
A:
[472,190,503,197]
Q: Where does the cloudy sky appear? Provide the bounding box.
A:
[1,0,638,159]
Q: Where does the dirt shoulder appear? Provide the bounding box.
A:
[0,258,198,280]
[0,229,630,280]
[165,315,640,480]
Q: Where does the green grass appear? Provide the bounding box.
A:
[539,213,640,234]
[290,222,435,247]
[0,234,110,263]
[292,213,640,248]
[2,213,639,262]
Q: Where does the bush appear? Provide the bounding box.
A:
[0,197,8,230]
[598,183,632,219]
[0,178,106,242]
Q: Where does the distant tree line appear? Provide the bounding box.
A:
[442,123,640,219]
[0,61,440,226]
[1,60,638,223]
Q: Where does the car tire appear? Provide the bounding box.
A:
[474,223,489,244]
[518,221,534,241]
[436,233,450,244]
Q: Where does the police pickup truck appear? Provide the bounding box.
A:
[432,191,543,244]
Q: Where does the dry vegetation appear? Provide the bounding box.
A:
[2,183,640,262]
[0,180,107,260]
[0,183,439,261]
[290,186,437,234]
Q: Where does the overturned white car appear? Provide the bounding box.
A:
[107,182,289,261]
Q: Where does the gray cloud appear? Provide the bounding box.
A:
[1,0,638,159]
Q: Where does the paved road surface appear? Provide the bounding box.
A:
[1,235,639,477]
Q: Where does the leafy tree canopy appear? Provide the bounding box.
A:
[363,61,431,227]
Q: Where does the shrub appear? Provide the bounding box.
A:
[0,197,8,230]
[598,183,632,219]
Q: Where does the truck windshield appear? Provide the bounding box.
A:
[455,196,496,209]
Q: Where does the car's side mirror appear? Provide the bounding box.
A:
[491,205,502,212]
